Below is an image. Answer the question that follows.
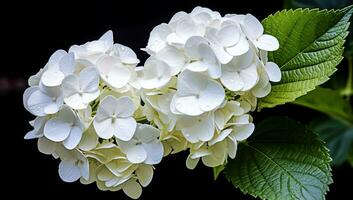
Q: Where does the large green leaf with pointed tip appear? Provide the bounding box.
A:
[258,6,353,109]
[225,117,332,200]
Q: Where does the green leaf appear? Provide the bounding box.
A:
[311,116,353,166]
[225,117,332,200]
[293,87,353,125]
[213,165,225,180]
[283,0,353,57]
[258,6,353,109]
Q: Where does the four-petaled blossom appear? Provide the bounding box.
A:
[241,14,279,51]
[58,149,89,183]
[94,95,137,141]
[171,70,225,116]
[44,105,84,149]
[23,85,63,116]
[118,124,164,164]
[62,67,100,110]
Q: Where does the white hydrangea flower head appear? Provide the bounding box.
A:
[23,6,281,199]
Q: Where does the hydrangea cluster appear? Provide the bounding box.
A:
[23,6,280,199]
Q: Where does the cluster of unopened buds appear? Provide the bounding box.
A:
[23,6,280,199]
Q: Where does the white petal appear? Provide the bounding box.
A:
[228,138,238,159]
[174,96,203,116]
[37,137,56,155]
[177,70,206,96]
[136,165,153,187]
[142,142,164,165]
[59,160,81,183]
[207,30,233,64]
[115,117,137,141]
[95,95,117,120]
[180,114,214,143]
[99,30,114,51]
[264,62,281,82]
[239,64,259,91]
[123,143,147,164]
[226,37,249,56]
[62,75,80,97]
[233,123,255,141]
[105,66,131,89]
[253,83,271,98]
[93,118,114,139]
[23,87,38,112]
[243,14,264,40]
[79,127,98,151]
[156,46,185,75]
[135,124,160,143]
[185,61,208,72]
[114,44,139,64]
[255,34,279,51]
[41,69,65,87]
[48,50,66,66]
[123,180,143,199]
[209,129,232,145]
[44,119,71,142]
[64,94,86,110]
[198,43,221,79]
[217,25,240,47]
[63,126,83,150]
[185,36,208,60]
[186,155,199,170]
[79,67,100,93]
[26,88,54,116]
[147,23,173,53]
[59,53,75,75]
[221,71,244,91]
[115,96,136,117]
[199,80,225,112]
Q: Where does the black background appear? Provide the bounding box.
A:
[2,0,353,199]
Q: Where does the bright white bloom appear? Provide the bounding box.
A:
[23,85,63,116]
[176,113,215,143]
[118,124,164,164]
[171,70,225,116]
[138,57,172,89]
[41,50,75,87]
[69,31,114,63]
[206,23,249,64]
[44,105,84,149]
[184,36,221,78]
[241,14,279,51]
[62,67,100,110]
[23,7,281,198]
[24,116,49,139]
[96,55,137,91]
[94,95,137,140]
[220,49,259,91]
[58,149,89,183]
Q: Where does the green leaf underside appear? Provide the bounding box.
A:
[311,117,353,166]
[225,117,332,200]
[258,6,353,109]
[293,87,353,125]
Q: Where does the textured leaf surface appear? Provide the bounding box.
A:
[293,87,353,125]
[259,6,353,109]
[225,117,332,200]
